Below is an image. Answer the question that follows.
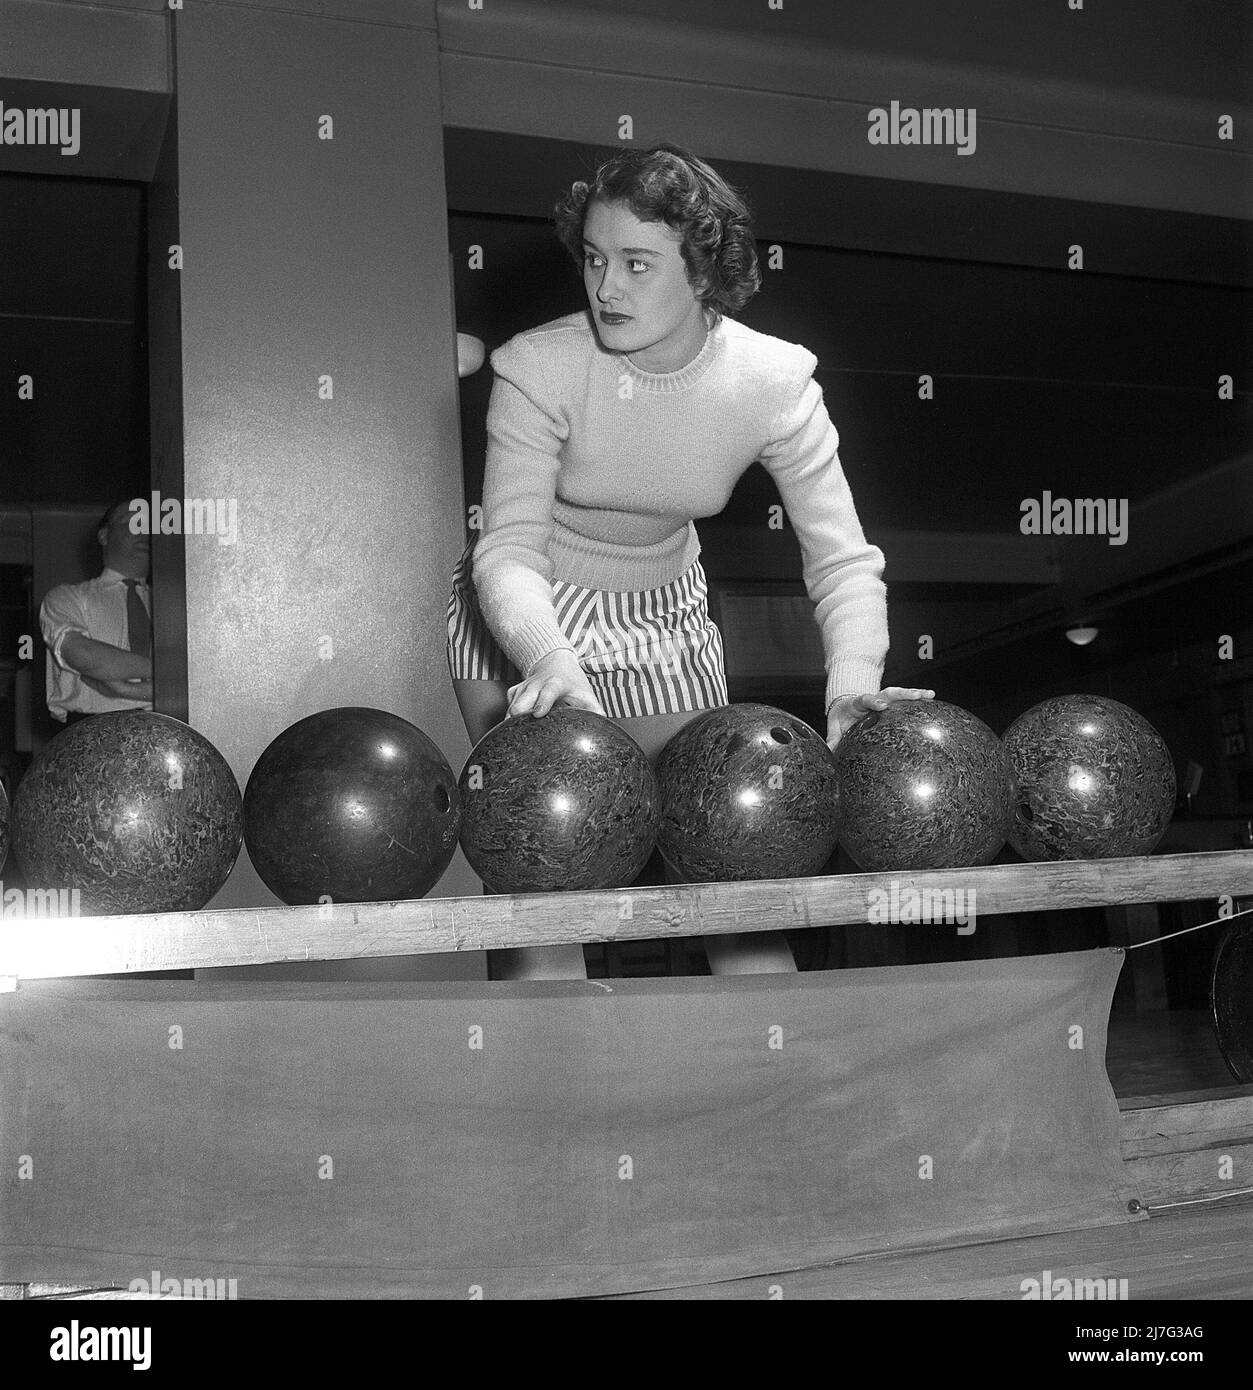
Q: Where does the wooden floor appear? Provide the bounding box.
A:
[13,1197,1250,1301]
[609,1196,1253,1299]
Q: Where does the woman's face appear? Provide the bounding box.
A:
[581,198,710,373]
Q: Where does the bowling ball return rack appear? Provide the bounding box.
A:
[2,847,1251,1300]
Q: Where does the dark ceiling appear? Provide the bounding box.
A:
[554,0,1251,102]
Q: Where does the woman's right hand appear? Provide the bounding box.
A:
[507,648,606,719]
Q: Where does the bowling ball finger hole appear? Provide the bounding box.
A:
[1018,801,1034,822]
[432,786,452,814]
[770,727,793,744]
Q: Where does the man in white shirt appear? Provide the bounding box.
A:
[40,498,153,725]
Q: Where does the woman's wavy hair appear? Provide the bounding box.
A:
[553,143,762,318]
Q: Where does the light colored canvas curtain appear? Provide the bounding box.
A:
[0,949,1139,1297]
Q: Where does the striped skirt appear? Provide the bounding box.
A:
[446,539,728,718]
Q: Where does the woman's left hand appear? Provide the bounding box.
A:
[826,687,935,751]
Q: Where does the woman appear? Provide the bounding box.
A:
[447,143,932,980]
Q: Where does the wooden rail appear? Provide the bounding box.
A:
[1,850,1250,981]
[1119,1086,1253,1206]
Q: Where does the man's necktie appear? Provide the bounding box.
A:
[124,579,151,657]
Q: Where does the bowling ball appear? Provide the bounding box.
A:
[655,703,838,882]
[831,699,1014,871]
[1003,694,1175,861]
[244,707,460,905]
[1211,917,1253,1084]
[458,707,658,893]
[11,711,243,914]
